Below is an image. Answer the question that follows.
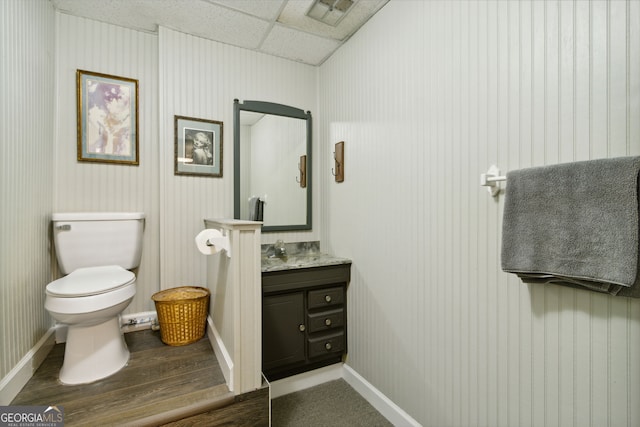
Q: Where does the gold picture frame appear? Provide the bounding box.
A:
[76,69,139,165]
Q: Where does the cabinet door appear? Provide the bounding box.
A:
[262,292,305,371]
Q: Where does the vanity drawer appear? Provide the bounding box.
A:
[308,286,344,309]
[307,308,344,333]
[308,331,345,359]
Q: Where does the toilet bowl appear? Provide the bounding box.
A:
[45,265,136,385]
[45,212,145,385]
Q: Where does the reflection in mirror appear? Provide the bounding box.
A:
[234,100,312,232]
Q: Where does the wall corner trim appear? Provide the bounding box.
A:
[268,362,420,426]
[207,315,234,392]
[0,327,56,405]
[342,364,421,427]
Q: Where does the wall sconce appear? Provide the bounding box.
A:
[297,155,307,188]
[332,141,344,182]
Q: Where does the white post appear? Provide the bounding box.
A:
[204,219,262,394]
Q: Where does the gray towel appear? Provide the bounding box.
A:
[501,156,640,297]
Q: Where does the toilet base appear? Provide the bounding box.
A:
[59,316,129,385]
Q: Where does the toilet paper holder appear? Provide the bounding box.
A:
[196,229,231,258]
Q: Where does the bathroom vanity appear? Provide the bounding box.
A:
[261,244,351,381]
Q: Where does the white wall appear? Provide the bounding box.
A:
[0,0,55,380]
[157,27,318,290]
[319,1,640,426]
[51,18,318,313]
[4,2,640,425]
[2,2,318,384]
[54,13,160,313]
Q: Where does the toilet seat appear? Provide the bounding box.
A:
[46,265,135,297]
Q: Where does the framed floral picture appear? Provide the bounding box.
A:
[76,70,139,165]
[174,115,223,177]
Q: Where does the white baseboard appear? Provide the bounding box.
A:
[120,311,157,333]
[342,364,421,427]
[206,315,234,392]
[269,363,344,399]
[0,327,56,405]
[269,363,419,426]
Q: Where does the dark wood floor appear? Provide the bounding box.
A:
[11,329,235,426]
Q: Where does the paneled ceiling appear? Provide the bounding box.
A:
[50,0,389,66]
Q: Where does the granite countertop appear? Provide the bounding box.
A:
[261,241,352,273]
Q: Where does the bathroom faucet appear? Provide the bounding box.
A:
[273,240,287,258]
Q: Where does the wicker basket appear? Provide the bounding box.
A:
[152,286,210,346]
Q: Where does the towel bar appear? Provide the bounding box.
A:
[480,165,506,197]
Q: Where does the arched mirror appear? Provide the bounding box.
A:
[234,99,312,232]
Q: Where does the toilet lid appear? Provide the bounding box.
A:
[46,265,135,297]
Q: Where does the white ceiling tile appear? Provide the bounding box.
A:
[52,0,159,32]
[50,0,389,65]
[209,0,286,21]
[260,24,340,66]
[159,0,270,49]
[277,0,387,41]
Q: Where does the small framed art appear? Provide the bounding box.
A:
[175,115,223,177]
[76,69,139,165]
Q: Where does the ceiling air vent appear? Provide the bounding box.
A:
[306,0,354,26]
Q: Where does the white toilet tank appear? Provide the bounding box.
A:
[52,212,145,275]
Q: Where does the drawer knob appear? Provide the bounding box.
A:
[325,342,332,351]
[324,318,332,326]
[299,324,306,332]
[324,295,332,303]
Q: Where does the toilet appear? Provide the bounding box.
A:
[45,212,145,385]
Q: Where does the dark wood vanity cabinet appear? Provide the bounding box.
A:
[262,263,350,381]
